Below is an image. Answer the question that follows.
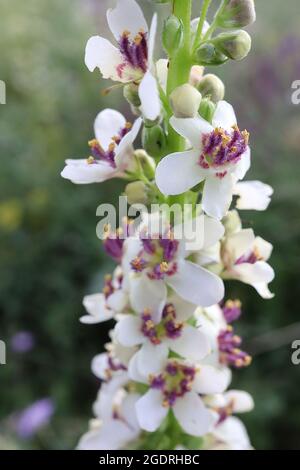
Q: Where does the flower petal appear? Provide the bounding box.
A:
[115,117,142,168]
[155,150,205,195]
[233,147,251,181]
[94,109,126,150]
[194,365,232,394]
[106,289,128,312]
[254,236,273,261]
[85,36,124,81]
[202,173,235,219]
[115,315,144,347]
[212,100,237,129]
[234,180,273,211]
[225,228,255,262]
[252,282,274,299]
[121,393,141,430]
[213,416,252,450]
[170,116,213,149]
[80,294,114,324]
[168,294,196,322]
[128,351,147,383]
[94,373,129,415]
[107,0,148,41]
[168,324,210,361]
[61,159,116,184]
[129,274,167,323]
[77,414,138,451]
[173,392,214,437]
[156,59,168,93]
[122,238,143,275]
[203,215,225,249]
[233,261,275,285]
[91,353,109,379]
[225,390,254,413]
[135,389,168,432]
[168,260,224,307]
[138,71,161,121]
[137,342,168,376]
[148,14,157,67]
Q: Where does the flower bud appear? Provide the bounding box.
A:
[213,30,252,61]
[133,149,156,179]
[189,65,205,87]
[222,210,242,235]
[162,15,184,56]
[123,83,141,107]
[125,181,149,205]
[199,97,215,123]
[170,84,202,118]
[195,43,228,66]
[218,0,256,29]
[197,74,225,103]
[142,125,167,159]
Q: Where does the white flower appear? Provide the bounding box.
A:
[207,416,252,450]
[122,212,225,322]
[196,302,251,369]
[91,352,128,383]
[203,390,254,450]
[80,267,127,324]
[61,109,141,184]
[115,296,210,362]
[85,0,160,121]
[206,389,254,415]
[221,228,275,299]
[77,351,138,450]
[129,344,230,436]
[78,391,141,450]
[233,180,273,211]
[156,101,251,219]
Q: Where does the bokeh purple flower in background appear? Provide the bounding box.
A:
[13,399,55,439]
[10,331,35,353]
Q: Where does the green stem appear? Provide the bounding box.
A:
[193,0,213,51]
[202,0,229,41]
[166,0,192,153]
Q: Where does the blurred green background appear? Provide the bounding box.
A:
[0,0,299,450]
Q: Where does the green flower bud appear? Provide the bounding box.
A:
[133,149,156,179]
[162,15,184,56]
[123,83,141,107]
[194,43,228,66]
[169,84,202,118]
[142,125,167,159]
[199,97,216,123]
[125,181,150,205]
[213,30,252,61]
[222,210,242,235]
[218,0,256,29]
[197,74,225,103]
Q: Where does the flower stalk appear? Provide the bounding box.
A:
[166,0,193,152]
[61,0,273,451]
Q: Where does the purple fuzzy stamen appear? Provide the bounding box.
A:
[218,326,251,369]
[150,361,196,407]
[222,300,242,323]
[88,124,131,168]
[199,126,249,174]
[119,31,148,73]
